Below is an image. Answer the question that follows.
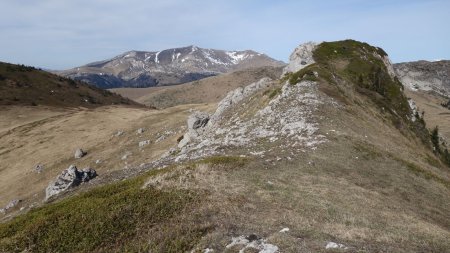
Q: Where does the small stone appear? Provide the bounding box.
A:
[34,164,44,173]
[95,159,102,164]
[326,242,347,250]
[121,152,131,160]
[74,148,86,159]
[139,140,150,147]
[115,130,124,136]
[137,128,144,134]
[279,227,290,233]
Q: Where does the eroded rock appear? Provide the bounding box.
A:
[45,165,97,200]
[0,199,21,214]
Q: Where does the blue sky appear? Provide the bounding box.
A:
[0,0,449,69]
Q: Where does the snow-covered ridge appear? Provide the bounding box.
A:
[60,45,285,88]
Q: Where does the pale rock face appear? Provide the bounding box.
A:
[45,165,97,200]
[283,42,317,74]
[211,77,273,124]
[382,55,396,78]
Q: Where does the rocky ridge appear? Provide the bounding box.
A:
[144,42,341,166]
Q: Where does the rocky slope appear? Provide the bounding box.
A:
[394,60,450,95]
[0,61,139,108]
[1,40,449,253]
[57,46,285,88]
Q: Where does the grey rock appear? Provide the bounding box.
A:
[34,164,44,173]
[0,199,22,214]
[138,140,151,147]
[137,128,145,134]
[45,165,97,200]
[74,148,86,159]
[188,111,210,133]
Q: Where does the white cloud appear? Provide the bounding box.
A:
[0,0,449,69]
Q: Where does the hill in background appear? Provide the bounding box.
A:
[0,62,140,108]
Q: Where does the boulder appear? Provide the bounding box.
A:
[74,148,86,159]
[45,165,97,200]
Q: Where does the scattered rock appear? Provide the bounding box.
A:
[74,148,86,159]
[279,228,290,233]
[139,140,151,147]
[34,164,44,173]
[121,152,132,160]
[226,235,278,253]
[137,128,145,134]
[0,199,22,214]
[45,165,97,200]
[115,130,124,136]
[326,242,348,250]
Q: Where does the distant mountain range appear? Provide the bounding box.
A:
[56,46,285,88]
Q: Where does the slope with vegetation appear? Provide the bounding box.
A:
[1,40,449,252]
[0,62,138,108]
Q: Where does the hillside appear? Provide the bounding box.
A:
[0,62,139,108]
[111,66,283,108]
[57,46,285,88]
[1,40,449,253]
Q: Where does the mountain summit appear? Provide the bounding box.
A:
[57,46,285,88]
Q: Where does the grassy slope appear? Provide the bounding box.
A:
[1,41,449,252]
[0,62,139,108]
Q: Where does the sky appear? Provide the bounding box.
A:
[0,0,449,70]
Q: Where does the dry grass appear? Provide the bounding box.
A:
[0,103,215,213]
[405,89,450,142]
[110,66,283,108]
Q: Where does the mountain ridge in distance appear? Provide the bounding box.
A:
[56,45,285,89]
